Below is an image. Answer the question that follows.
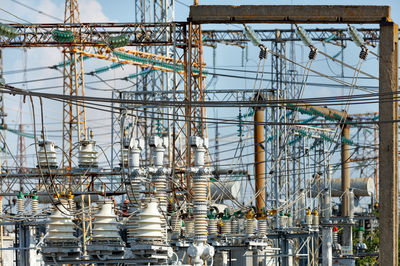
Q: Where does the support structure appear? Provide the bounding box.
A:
[379,21,399,266]
[189,5,398,264]
[254,100,265,214]
[62,0,87,170]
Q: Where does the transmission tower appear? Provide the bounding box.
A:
[62,0,87,170]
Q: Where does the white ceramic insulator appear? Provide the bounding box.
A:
[193,174,208,241]
[306,214,312,226]
[313,215,319,226]
[153,171,167,236]
[231,219,239,234]
[287,216,293,227]
[128,179,142,207]
[31,199,38,214]
[92,200,121,241]
[171,215,181,235]
[37,141,58,168]
[207,219,218,236]
[17,198,24,213]
[135,201,164,241]
[68,199,76,213]
[78,140,98,167]
[246,218,255,235]
[46,203,76,242]
[333,231,338,243]
[221,220,231,235]
[280,215,287,228]
[185,219,194,237]
[258,219,267,235]
[0,197,3,214]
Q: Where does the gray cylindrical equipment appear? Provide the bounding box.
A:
[78,140,97,168]
[322,189,331,223]
[37,140,58,168]
[312,177,374,197]
[210,181,241,201]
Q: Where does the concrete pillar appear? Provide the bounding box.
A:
[341,124,350,217]
[341,124,352,249]
[254,107,265,214]
[322,227,332,266]
[379,21,399,265]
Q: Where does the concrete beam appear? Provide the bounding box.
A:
[189,5,391,24]
[379,21,399,265]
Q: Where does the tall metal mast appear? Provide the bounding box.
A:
[62,0,87,170]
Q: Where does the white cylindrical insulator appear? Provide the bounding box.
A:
[153,171,167,235]
[280,215,287,228]
[207,219,218,236]
[221,220,231,235]
[287,216,293,227]
[31,199,38,214]
[333,231,338,243]
[313,215,319,226]
[231,219,239,234]
[245,219,255,235]
[135,201,164,241]
[46,203,76,242]
[68,198,76,213]
[185,219,194,237]
[128,177,142,207]
[192,172,208,241]
[258,219,267,235]
[17,198,24,213]
[92,200,121,241]
[78,140,98,168]
[171,215,181,235]
[306,214,312,226]
[37,140,58,168]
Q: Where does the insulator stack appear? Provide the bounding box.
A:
[306,209,312,226]
[333,230,338,244]
[17,197,24,213]
[153,170,167,234]
[192,170,209,241]
[185,219,194,237]
[245,218,255,235]
[135,201,164,241]
[313,210,320,226]
[208,219,218,236]
[171,215,181,236]
[231,219,239,234]
[221,219,232,235]
[68,198,76,213]
[46,203,76,242]
[258,219,267,235]
[287,214,293,227]
[32,199,38,214]
[78,140,98,168]
[92,200,121,242]
[37,140,58,168]
[127,214,139,245]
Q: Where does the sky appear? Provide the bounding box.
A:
[0,0,397,184]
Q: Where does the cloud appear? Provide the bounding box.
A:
[79,0,109,22]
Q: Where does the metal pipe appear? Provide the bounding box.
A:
[254,106,265,214]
